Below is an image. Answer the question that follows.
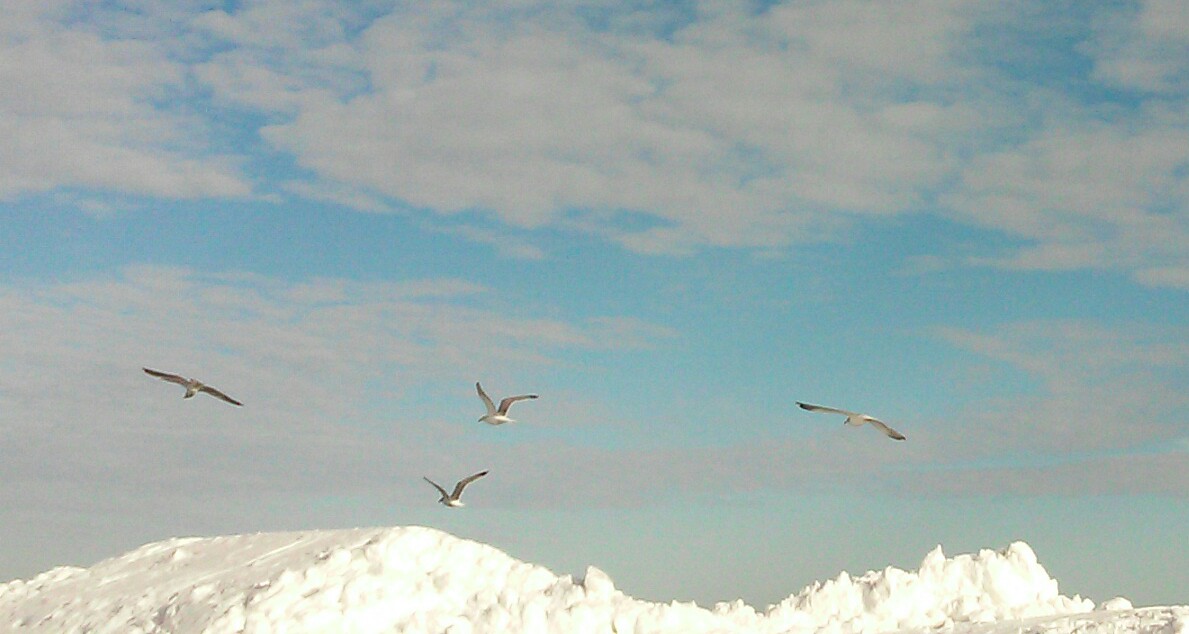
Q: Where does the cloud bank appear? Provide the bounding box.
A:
[3,1,1187,283]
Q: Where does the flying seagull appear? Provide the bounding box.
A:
[424,470,489,508]
[143,367,243,407]
[476,382,538,425]
[797,402,905,440]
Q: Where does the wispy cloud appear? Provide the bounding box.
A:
[900,451,1189,498]
[3,268,1184,529]
[422,221,548,261]
[0,265,681,502]
[915,320,1189,494]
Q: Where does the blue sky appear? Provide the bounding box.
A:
[1,0,1187,608]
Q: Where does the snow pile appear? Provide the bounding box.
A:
[762,542,1095,632]
[0,526,1184,634]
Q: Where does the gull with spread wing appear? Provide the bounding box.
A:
[424,471,489,508]
[797,402,905,440]
[143,367,243,407]
[476,382,538,425]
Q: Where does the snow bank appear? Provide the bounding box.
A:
[0,526,1184,633]
[761,542,1095,632]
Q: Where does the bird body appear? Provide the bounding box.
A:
[476,382,537,425]
[143,367,243,407]
[424,471,489,507]
[797,402,905,440]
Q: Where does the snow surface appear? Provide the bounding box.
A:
[0,526,1184,633]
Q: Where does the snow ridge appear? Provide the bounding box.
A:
[0,526,1184,634]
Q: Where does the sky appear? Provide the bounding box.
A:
[0,0,1187,610]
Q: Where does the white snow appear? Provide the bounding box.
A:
[0,526,1184,633]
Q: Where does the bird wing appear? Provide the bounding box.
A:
[498,394,538,414]
[198,385,243,407]
[423,477,449,498]
[868,419,906,441]
[452,470,489,498]
[476,382,497,416]
[797,402,858,417]
[143,367,190,386]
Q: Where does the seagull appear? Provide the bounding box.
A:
[424,470,489,508]
[476,382,538,425]
[143,367,243,407]
[797,402,905,440]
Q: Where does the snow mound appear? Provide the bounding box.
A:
[0,526,1184,634]
[762,542,1095,632]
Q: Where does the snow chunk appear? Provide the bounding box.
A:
[579,566,616,600]
[1100,596,1134,611]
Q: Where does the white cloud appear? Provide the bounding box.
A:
[190,1,1185,284]
[0,2,251,200]
[7,1,1188,286]
[193,0,980,249]
[422,221,549,260]
[1136,265,1189,290]
[947,108,1189,278]
[282,179,394,213]
[1086,0,1189,93]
